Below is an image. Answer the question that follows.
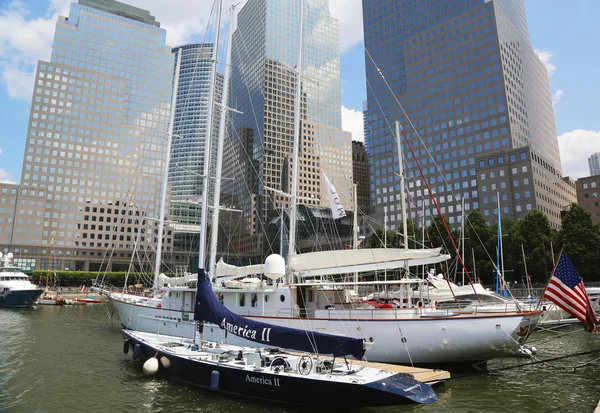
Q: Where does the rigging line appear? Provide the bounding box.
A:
[542,390,600,413]
[364,47,502,287]
[365,50,478,301]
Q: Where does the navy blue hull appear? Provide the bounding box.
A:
[0,289,43,308]
[123,331,437,407]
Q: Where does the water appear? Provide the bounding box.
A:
[1,304,600,413]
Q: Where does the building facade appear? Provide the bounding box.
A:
[589,153,600,177]
[352,141,371,216]
[2,0,175,271]
[363,0,573,230]
[223,0,352,259]
[577,176,600,225]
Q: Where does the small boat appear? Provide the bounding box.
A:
[122,269,440,407]
[76,297,102,304]
[37,295,66,306]
[0,252,44,308]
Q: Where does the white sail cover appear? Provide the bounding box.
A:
[291,248,450,277]
[212,249,449,279]
[214,257,264,278]
[157,272,196,287]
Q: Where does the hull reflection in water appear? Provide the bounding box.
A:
[122,330,439,407]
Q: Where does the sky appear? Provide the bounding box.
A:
[1,0,599,185]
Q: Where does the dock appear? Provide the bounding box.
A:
[316,355,450,386]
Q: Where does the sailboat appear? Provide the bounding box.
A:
[37,239,66,306]
[122,264,440,407]
[111,0,541,367]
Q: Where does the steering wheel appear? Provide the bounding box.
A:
[297,355,313,376]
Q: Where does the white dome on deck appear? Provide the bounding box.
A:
[264,254,285,281]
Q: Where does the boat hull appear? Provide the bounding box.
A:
[122,330,437,407]
[0,289,44,308]
[112,296,539,365]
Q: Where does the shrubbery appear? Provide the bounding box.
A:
[30,271,153,287]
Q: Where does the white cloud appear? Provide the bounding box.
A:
[329,0,363,53]
[558,129,600,179]
[552,88,563,106]
[0,168,16,184]
[534,49,556,77]
[341,105,364,142]
[0,147,2,154]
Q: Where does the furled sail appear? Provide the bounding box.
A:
[193,269,366,359]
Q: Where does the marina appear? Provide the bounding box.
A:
[2,303,600,412]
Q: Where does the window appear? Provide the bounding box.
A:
[239,293,246,307]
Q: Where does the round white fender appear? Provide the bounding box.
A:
[159,356,171,369]
[143,357,159,375]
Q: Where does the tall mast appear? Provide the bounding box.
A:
[395,121,408,249]
[154,48,181,290]
[208,5,235,276]
[198,0,223,272]
[287,0,304,281]
[461,196,465,285]
[353,183,358,296]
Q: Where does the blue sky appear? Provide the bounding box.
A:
[1,0,599,185]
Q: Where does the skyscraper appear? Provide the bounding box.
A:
[16,0,173,271]
[589,153,600,177]
[363,0,575,230]
[223,0,352,258]
[169,43,223,203]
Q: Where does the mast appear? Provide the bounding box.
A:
[46,237,54,292]
[198,0,223,272]
[395,121,408,250]
[287,0,304,281]
[154,48,181,291]
[461,197,465,286]
[353,183,358,296]
[208,5,235,276]
[521,244,530,296]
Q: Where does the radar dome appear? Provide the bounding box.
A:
[6,252,13,260]
[264,254,285,281]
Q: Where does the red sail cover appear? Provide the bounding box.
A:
[193,269,366,359]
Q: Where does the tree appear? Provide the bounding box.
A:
[464,209,495,283]
[557,203,600,280]
[512,210,557,283]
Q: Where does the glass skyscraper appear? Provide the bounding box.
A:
[589,153,600,177]
[170,43,223,203]
[223,0,352,255]
[363,0,574,230]
[17,0,173,270]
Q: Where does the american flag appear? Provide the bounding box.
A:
[543,251,598,333]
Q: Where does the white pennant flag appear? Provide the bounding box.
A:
[322,170,346,219]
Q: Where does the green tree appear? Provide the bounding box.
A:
[464,209,495,283]
[557,203,600,280]
[512,210,557,283]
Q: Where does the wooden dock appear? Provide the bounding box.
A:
[315,355,450,386]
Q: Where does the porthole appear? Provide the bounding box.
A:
[265,295,270,302]
[280,294,285,302]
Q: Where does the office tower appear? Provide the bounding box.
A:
[589,153,600,177]
[363,0,575,230]
[352,141,371,216]
[362,100,371,155]
[576,176,600,225]
[16,0,173,271]
[169,43,224,203]
[223,0,352,258]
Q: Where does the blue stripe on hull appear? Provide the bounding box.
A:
[123,332,437,407]
[0,289,44,308]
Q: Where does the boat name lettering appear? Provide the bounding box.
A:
[221,318,272,342]
[245,374,280,386]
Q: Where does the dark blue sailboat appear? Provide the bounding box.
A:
[122,268,440,407]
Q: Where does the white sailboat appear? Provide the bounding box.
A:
[110,1,541,366]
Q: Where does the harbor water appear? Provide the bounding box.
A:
[1,304,600,413]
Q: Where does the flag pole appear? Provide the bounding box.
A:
[535,247,564,311]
